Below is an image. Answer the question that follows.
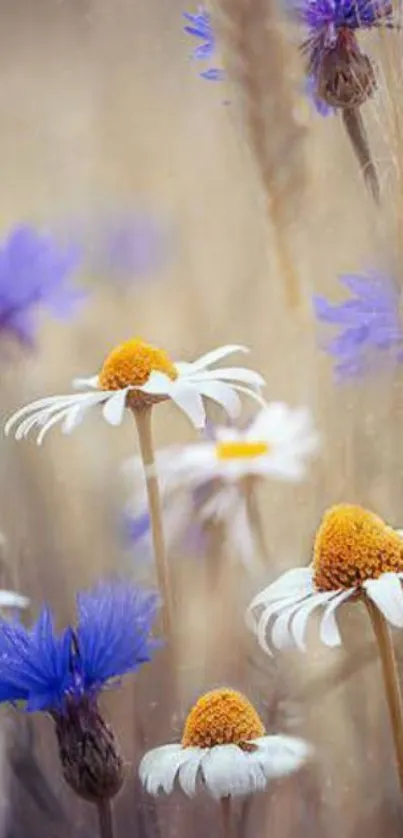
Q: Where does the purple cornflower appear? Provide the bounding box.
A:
[0,224,83,346]
[313,271,403,379]
[183,6,225,81]
[0,579,159,713]
[292,0,393,112]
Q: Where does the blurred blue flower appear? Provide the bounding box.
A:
[0,225,83,346]
[313,271,403,379]
[0,580,159,714]
[183,6,225,81]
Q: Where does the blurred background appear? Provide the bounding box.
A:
[0,0,403,836]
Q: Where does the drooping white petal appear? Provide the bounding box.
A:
[319,588,354,647]
[272,599,314,650]
[178,750,204,796]
[201,745,251,799]
[0,590,29,609]
[253,735,311,778]
[364,573,403,628]
[37,407,77,445]
[196,380,242,419]
[248,567,314,613]
[179,345,248,374]
[139,744,193,795]
[230,383,268,409]
[102,389,129,426]
[5,394,88,436]
[72,376,99,390]
[168,383,206,429]
[290,591,336,651]
[137,371,173,395]
[254,595,309,654]
[190,367,265,388]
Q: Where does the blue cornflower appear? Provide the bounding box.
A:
[0,580,159,714]
[313,271,403,379]
[183,6,225,81]
[292,0,393,112]
[0,224,83,346]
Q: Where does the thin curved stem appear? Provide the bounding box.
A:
[342,108,380,203]
[366,598,403,793]
[97,800,115,838]
[133,406,173,637]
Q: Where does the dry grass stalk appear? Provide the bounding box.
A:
[211,0,307,307]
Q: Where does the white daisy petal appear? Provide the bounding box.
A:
[248,567,314,613]
[319,588,354,647]
[5,394,83,436]
[0,590,29,609]
[37,408,76,445]
[102,389,129,426]
[255,595,309,654]
[253,735,311,777]
[169,383,206,429]
[272,600,314,650]
[364,573,403,628]
[201,745,251,799]
[181,345,248,373]
[191,367,265,388]
[139,745,193,796]
[72,376,99,390]
[178,750,204,796]
[196,380,242,419]
[291,591,336,651]
[137,371,173,395]
[231,384,268,409]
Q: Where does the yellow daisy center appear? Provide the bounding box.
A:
[216,441,269,460]
[98,338,178,392]
[313,504,403,592]
[181,688,265,750]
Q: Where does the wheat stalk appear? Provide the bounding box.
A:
[211,0,307,307]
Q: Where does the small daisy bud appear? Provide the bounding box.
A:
[53,698,124,802]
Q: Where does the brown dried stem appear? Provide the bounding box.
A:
[342,107,380,203]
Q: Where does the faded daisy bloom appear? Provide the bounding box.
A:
[5,340,265,442]
[248,504,403,654]
[125,405,319,567]
[139,687,311,798]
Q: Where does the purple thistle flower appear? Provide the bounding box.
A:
[183,6,225,81]
[0,580,159,714]
[313,271,403,379]
[0,224,83,346]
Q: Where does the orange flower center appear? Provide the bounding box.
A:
[216,441,269,460]
[98,338,178,391]
[313,504,403,591]
[181,688,265,750]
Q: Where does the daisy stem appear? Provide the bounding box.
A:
[133,406,173,637]
[97,799,115,838]
[221,796,234,837]
[366,598,403,792]
[244,478,268,562]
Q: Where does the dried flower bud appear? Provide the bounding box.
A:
[53,698,124,802]
[316,28,376,108]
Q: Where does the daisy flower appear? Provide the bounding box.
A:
[126,405,319,567]
[313,271,403,379]
[0,579,158,801]
[4,339,265,442]
[248,504,403,654]
[183,6,225,81]
[0,224,83,347]
[139,687,311,798]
